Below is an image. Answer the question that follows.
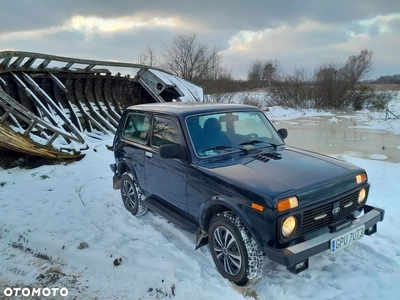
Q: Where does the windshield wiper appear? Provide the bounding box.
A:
[239,139,264,146]
[239,140,278,150]
[202,145,248,154]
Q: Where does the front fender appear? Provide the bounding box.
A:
[199,196,267,252]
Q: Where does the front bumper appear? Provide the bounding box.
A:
[266,205,385,271]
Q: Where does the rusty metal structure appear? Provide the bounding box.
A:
[0,51,202,159]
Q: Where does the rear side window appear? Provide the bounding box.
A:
[151,117,181,147]
[122,113,151,144]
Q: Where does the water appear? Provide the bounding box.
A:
[272,115,400,163]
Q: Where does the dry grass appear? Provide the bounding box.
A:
[365,84,400,91]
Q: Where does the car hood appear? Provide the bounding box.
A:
[197,146,363,207]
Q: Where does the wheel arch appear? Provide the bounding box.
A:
[118,159,138,182]
[198,196,265,251]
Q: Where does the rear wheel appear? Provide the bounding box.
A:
[208,211,264,285]
[120,173,147,216]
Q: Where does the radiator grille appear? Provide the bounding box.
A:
[301,191,359,235]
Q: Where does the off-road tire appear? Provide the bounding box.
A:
[120,172,148,217]
[208,211,264,286]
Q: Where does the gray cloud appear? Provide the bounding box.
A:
[3,0,400,33]
[1,0,399,79]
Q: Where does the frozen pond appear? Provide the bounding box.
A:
[272,115,400,163]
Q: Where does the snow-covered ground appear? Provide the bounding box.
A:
[1,98,400,300]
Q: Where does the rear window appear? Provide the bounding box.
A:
[122,113,151,144]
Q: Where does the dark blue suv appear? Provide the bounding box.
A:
[110,102,384,285]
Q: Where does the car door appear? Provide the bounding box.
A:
[117,112,151,189]
[144,115,188,212]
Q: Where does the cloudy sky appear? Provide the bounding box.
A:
[1,0,399,80]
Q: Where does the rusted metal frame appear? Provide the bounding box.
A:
[85,78,119,130]
[10,57,24,69]
[74,78,108,134]
[104,78,123,115]
[94,78,121,122]
[21,72,85,143]
[0,88,83,143]
[0,57,12,70]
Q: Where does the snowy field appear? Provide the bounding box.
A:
[1,97,400,300]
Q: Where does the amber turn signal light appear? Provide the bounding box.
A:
[356,173,367,184]
[251,202,265,212]
[277,197,299,212]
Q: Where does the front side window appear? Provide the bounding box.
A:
[151,117,181,147]
[186,111,284,157]
[122,113,150,144]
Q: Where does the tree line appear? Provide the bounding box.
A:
[139,32,395,110]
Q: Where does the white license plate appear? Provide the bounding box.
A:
[330,225,365,253]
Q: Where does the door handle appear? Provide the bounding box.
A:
[145,151,152,158]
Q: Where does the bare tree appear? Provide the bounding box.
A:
[247,59,280,88]
[161,32,221,82]
[342,49,373,84]
[270,67,314,108]
[247,59,263,82]
[137,45,158,67]
[262,60,280,88]
[314,50,374,109]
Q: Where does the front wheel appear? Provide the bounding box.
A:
[208,211,264,285]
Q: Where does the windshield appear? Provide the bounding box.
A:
[186,111,284,157]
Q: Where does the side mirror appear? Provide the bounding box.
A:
[159,144,183,159]
[278,128,288,140]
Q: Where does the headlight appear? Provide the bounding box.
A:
[282,216,297,238]
[356,173,367,184]
[358,188,366,204]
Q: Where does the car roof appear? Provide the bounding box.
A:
[125,102,260,117]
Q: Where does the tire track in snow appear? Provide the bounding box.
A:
[142,214,216,278]
[344,243,400,277]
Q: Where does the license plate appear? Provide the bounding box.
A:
[330,225,365,253]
